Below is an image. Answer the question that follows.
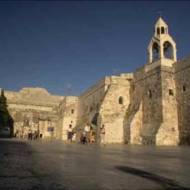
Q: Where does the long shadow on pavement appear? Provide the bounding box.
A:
[116,166,190,190]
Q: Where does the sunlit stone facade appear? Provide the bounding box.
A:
[3,17,190,145]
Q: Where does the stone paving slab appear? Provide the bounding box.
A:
[0,139,190,190]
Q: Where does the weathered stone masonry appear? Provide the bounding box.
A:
[2,17,190,145]
[4,88,63,139]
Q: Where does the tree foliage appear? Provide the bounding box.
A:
[0,89,13,128]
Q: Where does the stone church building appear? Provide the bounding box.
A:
[2,17,190,145]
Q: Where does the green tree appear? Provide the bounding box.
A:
[0,89,13,131]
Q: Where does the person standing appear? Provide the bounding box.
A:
[100,124,106,145]
[28,129,32,140]
[89,126,95,143]
[84,123,90,143]
[67,124,73,143]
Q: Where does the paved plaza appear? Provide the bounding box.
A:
[0,139,190,190]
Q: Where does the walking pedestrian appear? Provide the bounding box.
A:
[100,124,106,145]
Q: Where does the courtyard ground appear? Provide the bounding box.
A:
[0,139,190,190]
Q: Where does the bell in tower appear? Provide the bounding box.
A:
[147,17,177,66]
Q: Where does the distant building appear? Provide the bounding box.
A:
[3,17,190,145]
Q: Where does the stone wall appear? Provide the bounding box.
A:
[174,56,190,144]
[124,66,163,145]
[78,78,108,124]
[124,64,179,145]
[123,67,144,145]
[57,96,78,141]
[6,87,63,107]
[4,87,63,139]
[2,56,190,145]
[73,73,132,143]
[99,75,132,143]
[156,66,179,145]
[76,78,109,140]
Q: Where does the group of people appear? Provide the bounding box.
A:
[80,123,96,144]
[14,129,43,140]
[28,130,43,140]
[67,123,106,145]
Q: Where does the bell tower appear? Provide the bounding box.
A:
[147,17,177,66]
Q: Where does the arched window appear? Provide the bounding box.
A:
[157,27,160,35]
[169,89,174,96]
[148,90,152,98]
[118,96,124,104]
[161,27,165,34]
[163,41,174,59]
[71,109,74,114]
[152,42,160,62]
[182,84,186,92]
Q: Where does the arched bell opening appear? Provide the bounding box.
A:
[152,42,160,62]
[157,27,160,35]
[161,27,165,34]
[163,41,174,60]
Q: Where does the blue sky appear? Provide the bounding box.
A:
[0,1,189,96]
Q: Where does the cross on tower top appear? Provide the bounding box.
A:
[157,11,163,18]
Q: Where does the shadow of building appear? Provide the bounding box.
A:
[116,165,189,190]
